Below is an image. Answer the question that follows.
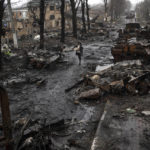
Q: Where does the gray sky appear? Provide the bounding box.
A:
[11,0,144,7]
[89,0,144,5]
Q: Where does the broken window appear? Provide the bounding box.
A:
[50,15,55,20]
[56,21,59,26]
[33,22,37,27]
[56,6,60,10]
[50,6,54,10]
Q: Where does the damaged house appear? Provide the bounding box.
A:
[3,4,30,40]
[3,0,71,41]
[27,0,71,34]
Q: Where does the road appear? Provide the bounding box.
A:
[0,26,124,150]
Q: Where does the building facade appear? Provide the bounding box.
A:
[28,0,71,33]
[3,0,71,40]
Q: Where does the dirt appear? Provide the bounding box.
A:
[0,32,115,149]
[1,24,149,150]
[95,95,150,150]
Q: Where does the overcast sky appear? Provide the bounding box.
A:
[11,0,144,7]
[88,0,144,5]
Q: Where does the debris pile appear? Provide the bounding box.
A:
[76,60,150,100]
[11,117,69,150]
[27,49,60,69]
[112,23,150,62]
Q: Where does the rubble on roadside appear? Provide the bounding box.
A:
[141,111,150,116]
[28,52,60,69]
[1,44,11,55]
[13,117,70,150]
[112,23,150,62]
[79,88,101,100]
[75,60,150,100]
[73,23,150,100]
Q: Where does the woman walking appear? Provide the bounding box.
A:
[74,42,83,65]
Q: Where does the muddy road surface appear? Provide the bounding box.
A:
[3,36,114,123]
[0,34,116,149]
[1,27,149,150]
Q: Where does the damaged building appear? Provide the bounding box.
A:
[0,0,150,150]
[3,0,71,41]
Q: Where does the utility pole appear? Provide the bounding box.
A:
[7,0,18,48]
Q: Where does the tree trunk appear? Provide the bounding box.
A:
[81,1,86,33]
[70,0,77,38]
[85,0,90,30]
[40,0,45,49]
[61,0,65,43]
[104,0,108,22]
[0,0,5,70]
[0,15,2,70]
[110,0,114,21]
[7,0,18,49]
[0,87,13,150]
[105,6,107,22]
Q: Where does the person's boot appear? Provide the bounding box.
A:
[79,60,81,65]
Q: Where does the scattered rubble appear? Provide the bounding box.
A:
[79,88,101,100]
[1,44,11,55]
[126,108,136,114]
[76,59,150,101]
[74,23,150,101]
[27,50,60,69]
[141,111,150,116]
[1,21,150,150]
[112,23,150,62]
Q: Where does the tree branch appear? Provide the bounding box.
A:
[75,0,81,11]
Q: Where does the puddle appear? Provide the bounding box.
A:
[80,105,95,122]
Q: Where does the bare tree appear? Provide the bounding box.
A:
[85,0,90,30]
[103,0,108,21]
[81,0,86,33]
[125,0,132,12]
[61,0,65,43]
[0,0,5,70]
[7,0,18,48]
[0,87,13,150]
[136,0,150,21]
[28,2,40,41]
[28,0,46,48]
[40,0,45,49]
[28,6,40,24]
[109,0,130,21]
[70,0,81,38]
